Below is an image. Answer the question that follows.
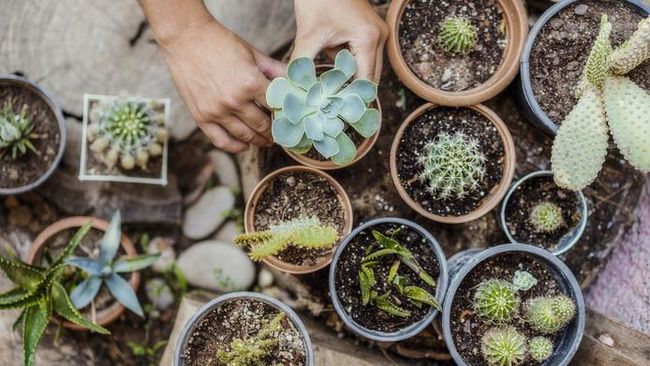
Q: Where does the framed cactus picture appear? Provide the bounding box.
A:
[79,94,170,185]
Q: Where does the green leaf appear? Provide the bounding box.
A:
[338,79,378,104]
[313,135,340,159]
[70,276,102,309]
[283,93,310,124]
[363,248,402,261]
[0,256,44,291]
[52,221,92,268]
[334,49,357,79]
[322,117,344,138]
[0,286,43,310]
[304,112,325,141]
[22,300,52,366]
[339,95,366,123]
[331,132,357,166]
[105,273,144,317]
[65,256,102,276]
[388,261,400,283]
[51,282,109,334]
[272,116,304,148]
[359,269,371,305]
[288,57,317,90]
[306,82,325,107]
[350,108,380,138]
[372,291,410,318]
[113,254,160,273]
[320,69,349,95]
[404,286,442,311]
[286,134,313,154]
[419,271,437,288]
[266,77,306,109]
[99,212,122,266]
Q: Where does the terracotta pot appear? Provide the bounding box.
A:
[386,0,528,106]
[389,103,516,224]
[27,216,140,331]
[244,165,353,274]
[280,65,382,170]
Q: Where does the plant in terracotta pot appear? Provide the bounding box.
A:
[0,74,65,195]
[174,292,313,366]
[266,49,381,169]
[243,165,353,274]
[390,103,516,224]
[386,0,528,106]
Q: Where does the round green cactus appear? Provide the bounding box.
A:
[474,279,519,323]
[417,132,486,200]
[0,101,39,160]
[529,202,564,233]
[529,336,554,362]
[526,295,576,334]
[481,326,527,366]
[438,16,478,55]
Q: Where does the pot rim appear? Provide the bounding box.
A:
[389,103,516,224]
[499,170,589,256]
[243,165,354,274]
[0,74,67,195]
[441,243,586,366]
[328,217,449,342]
[173,291,314,366]
[386,0,528,106]
[27,216,140,330]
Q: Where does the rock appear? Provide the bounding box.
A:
[441,68,453,83]
[145,278,175,310]
[147,237,176,273]
[214,220,241,243]
[182,186,235,239]
[176,240,255,292]
[208,150,240,191]
[258,267,274,288]
[574,4,588,15]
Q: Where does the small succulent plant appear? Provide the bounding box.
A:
[481,326,527,366]
[439,16,478,55]
[526,295,576,334]
[234,217,338,261]
[66,211,159,317]
[88,99,168,170]
[417,132,486,200]
[216,312,285,365]
[529,202,564,233]
[267,49,380,165]
[0,101,40,160]
[529,336,554,362]
[552,15,650,190]
[0,221,110,366]
[512,270,538,292]
[474,279,520,323]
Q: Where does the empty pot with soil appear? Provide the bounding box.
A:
[240,165,353,274]
[500,170,588,255]
[390,103,516,224]
[329,217,448,342]
[518,0,650,134]
[174,292,313,366]
[386,0,528,106]
[0,74,66,195]
[442,244,585,366]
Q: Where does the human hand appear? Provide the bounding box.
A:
[292,0,388,82]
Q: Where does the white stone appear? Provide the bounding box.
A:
[214,220,241,243]
[182,186,235,239]
[145,278,175,310]
[147,237,176,273]
[176,240,255,292]
[258,267,274,288]
[208,150,240,191]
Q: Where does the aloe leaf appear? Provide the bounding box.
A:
[0,287,27,305]
[105,273,143,317]
[359,269,371,305]
[339,94,366,123]
[99,212,121,266]
[112,254,160,273]
[331,132,357,166]
[51,282,110,334]
[320,69,348,95]
[272,116,304,148]
[70,276,102,309]
[362,248,401,261]
[404,286,442,311]
[373,292,411,318]
[0,287,42,310]
[334,49,357,79]
[13,309,25,332]
[287,57,317,90]
[65,256,102,276]
[22,301,51,366]
[337,79,378,104]
[52,221,92,268]
[388,261,400,283]
[0,256,44,291]
[313,135,340,159]
[350,108,380,138]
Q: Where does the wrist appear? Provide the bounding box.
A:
[139,0,215,47]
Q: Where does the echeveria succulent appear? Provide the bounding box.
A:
[266,49,380,165]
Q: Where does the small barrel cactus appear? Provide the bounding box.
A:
[417,132,486,200]
[438,16,478,55]
[0,101,39,159]
[481,326,527,366]
[512,270,537,292]
[266,49,380,165]
[529,202,564,233]
[88,100,168,170]
[529,336,554,362]
[474,279,519,323]
[526,295,576,334]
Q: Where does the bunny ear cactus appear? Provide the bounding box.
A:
[267,49,380,165]
[609,16,650,74]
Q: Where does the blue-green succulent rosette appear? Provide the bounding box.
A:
[266,49,381,166]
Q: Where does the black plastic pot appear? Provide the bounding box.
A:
[517,0,650,135]
[0,74,66,195]
[442,244,585,366]
[328,217,449,342]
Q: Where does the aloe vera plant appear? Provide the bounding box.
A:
[266,49,380,165]
[66,211,159,317]
[0,222,110,366]
[0,101,41,160]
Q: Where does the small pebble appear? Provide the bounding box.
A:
[574,4,588,15]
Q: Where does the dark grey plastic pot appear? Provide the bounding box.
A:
[499,170,588,256]
[517,0,650,135]
[442,244,585,366]
[0,74,66,195]
[328,217,449,342]
[174,292,314,366]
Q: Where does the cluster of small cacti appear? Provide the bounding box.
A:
[88,100,168,171]
[529,201,564,233]
[267,49,380,165]
[234,217,338,261]
[438,16,478,55]
[417,132,486,200]
[0,101,40,159]
[216,312,285,365]
[552,15,650,191]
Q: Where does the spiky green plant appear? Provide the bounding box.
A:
[529,336,554,362]
[0,102,40,160]
[481,326,527,366]
[552,15,650,190]
[0,222,110,366]
[267,49,380,165]
[474,279,519,323]
[529,202,564,233]
[439,16,478,55]
[512,270,537,292]
[526,295,576,334]
[216,312,285,366]
[417,132,486,200]
[234,217,338,261]
[88,100,168,170]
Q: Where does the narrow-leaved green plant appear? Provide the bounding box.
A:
[0,101,40,160]
[216,312,285,365]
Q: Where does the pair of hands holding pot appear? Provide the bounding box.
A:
[141,0,388,153]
